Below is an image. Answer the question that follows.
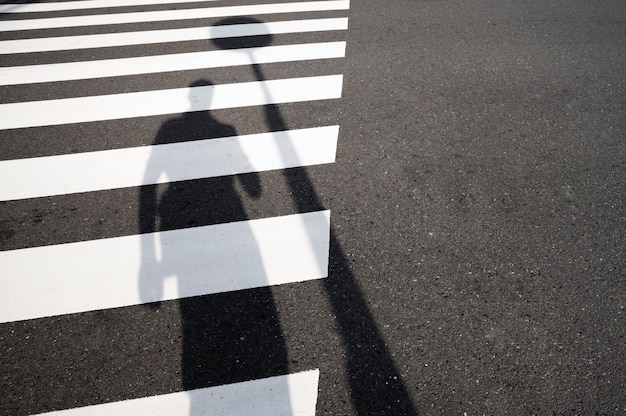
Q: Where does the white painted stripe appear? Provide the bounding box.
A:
[0,211,330,323]
[32,370,320,416]
[0,18,348,55]
[0,126,339,201]
[0,42,346,86]
[0,75,343,130]
[0,0,350,32]
[0,0,219,14]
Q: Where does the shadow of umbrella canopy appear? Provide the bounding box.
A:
[211,17,274,50]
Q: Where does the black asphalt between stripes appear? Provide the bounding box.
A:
[0,99,345,160]
[0,29,346,67]
[0,55,345,103]
[1,287,294,415]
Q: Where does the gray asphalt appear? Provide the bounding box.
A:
[1,0,625,415]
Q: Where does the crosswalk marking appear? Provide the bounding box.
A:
[0,0,220,14]
[0,211,330,324]
[0,126,339,201]
[0,0,350,32]
[1,0,350,412]
[0,42,346,86]
[0,18,349,54]
[0,75,343,130]
[31,370,320,416]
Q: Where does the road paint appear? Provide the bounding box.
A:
[0,126,339,201]
[0,0,220,14]
[0,42,346,85]
[0,75,343,129]
[0,211,330,323]
[0,18,348,54]
[31,370,320,416]
[0,0,350,32]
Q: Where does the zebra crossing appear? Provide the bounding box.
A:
[0,0,349,414]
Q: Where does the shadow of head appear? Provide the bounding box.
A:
[189,79,213,88]
[211,17,273,50]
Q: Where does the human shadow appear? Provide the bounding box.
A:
[138,80,291,414]
[212,18,420,416]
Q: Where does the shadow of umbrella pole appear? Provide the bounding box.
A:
[212,17,273,82]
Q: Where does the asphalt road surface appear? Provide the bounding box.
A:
[1,0,625,415]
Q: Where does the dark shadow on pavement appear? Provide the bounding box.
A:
[212,17,419,415]
[138,80,292,415]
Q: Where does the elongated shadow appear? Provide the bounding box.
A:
[138,81,291,415]
[212,18,419,415]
